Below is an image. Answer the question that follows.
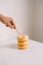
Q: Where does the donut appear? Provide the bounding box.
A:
[17,35,29,42]
[18,41,28,46]
[18,44,28,49]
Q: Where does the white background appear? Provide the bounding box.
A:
[0,0,43,43]
[33,0,43,43]
[0,0,34,41]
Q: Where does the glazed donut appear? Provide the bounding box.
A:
[17,35,29,42]
[18,41,28,46]
[18,44,28,49]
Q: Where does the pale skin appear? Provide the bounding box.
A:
[0,14,16,29]
[0,14,24,35]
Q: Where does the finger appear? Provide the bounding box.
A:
[12,21,16,29]
[10,21,14,25]
[7,22,14,28]
[5,24,9,27]
[10,20,16,29]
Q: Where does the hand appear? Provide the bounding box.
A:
[0,14,16,29]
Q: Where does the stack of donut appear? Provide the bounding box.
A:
[17,35,29,49]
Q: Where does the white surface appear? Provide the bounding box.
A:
[0,38,43,65]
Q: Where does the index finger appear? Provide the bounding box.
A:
[11,20,16,29]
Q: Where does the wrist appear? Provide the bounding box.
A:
[0,14,5,23]
[0,14,3,21]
